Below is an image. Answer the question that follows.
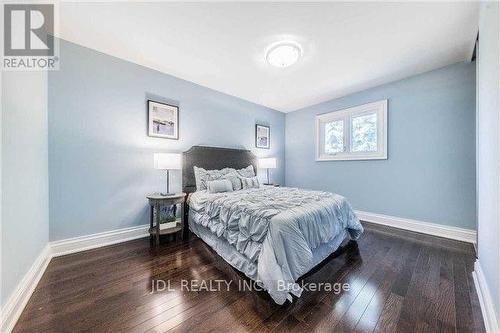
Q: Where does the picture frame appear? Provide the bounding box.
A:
[148,100,179,139]
[255,124,270,149]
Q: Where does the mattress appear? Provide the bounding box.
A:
[188,186,363,304]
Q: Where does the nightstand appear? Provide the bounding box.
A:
[146,193,186,247]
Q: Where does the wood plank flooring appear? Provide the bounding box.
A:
[13,222,485,332]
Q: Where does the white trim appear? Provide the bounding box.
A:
[316,154,388,161]
[50,224,149,257]
[473,260,500,333]
[1,224,150,332]
[355,210,477,244]
[316,99,388,161]
[0,217,478,332]
[1,245,51,333]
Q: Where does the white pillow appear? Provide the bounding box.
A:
[239,176,260,189]
[237,165,256,178]
[194,166,233,191]
[193,165,253,191]
[207,179,234,193]
[223,172,242,191]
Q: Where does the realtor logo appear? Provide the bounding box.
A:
[3,3,59,70]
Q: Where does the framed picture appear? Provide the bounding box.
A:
[148,100,179,139]
[255,124,270,149]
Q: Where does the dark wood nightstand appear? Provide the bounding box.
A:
[146,193,186,247]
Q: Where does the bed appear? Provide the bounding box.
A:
[182,146,363,304]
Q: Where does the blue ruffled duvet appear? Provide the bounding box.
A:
[188,186,363,304]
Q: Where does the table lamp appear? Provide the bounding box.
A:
[258,157,277,185]
[154,153,181,196]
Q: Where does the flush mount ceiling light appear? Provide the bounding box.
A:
[266,41,302,68]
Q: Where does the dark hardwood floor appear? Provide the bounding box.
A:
[14,222,485,332]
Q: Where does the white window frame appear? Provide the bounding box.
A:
[316,100,388,161]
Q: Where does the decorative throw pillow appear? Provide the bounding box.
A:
[236,165,255,178]
[207,179,233,193]
[236,165,256,178]
[193,166,207,191]
[223,172,242,191]
[239,176,260,189]
[194,166,233,191]
[194,166,253,191]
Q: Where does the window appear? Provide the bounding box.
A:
[316,100,387,161]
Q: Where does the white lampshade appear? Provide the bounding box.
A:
[258,157,277,169]
[154,153,181,170]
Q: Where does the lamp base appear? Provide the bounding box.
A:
[159,192,176,196]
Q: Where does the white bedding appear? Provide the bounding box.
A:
[188,186,363,304]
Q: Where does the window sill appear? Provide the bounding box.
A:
[316,154,387,161]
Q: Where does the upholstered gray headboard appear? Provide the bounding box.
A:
[182,146,258,194]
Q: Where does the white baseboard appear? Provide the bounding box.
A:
[355,210,477,244]
[473,260,500,333]
[1,224,149,332]
[50,224,149,257]
[1,244,51,333]
[0,214,479,332]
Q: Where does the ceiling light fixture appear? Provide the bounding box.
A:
[266,41,302,68]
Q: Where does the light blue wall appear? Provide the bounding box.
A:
[48,40,285,241]
[477,1,500,322]
[1,71,49,306]
[285,62,476,229]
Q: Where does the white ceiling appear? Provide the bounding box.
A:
[58,2,479,112]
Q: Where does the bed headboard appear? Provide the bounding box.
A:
[182,146,258,194]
